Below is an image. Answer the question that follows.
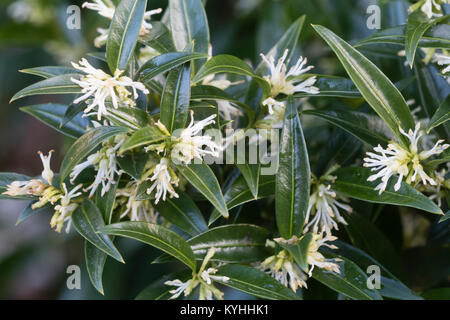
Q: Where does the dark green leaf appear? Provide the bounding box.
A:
[302,108,391,146]
[106,0,147,72]
[312,24,415,147]
[175,162,228,218]
[101,221,197,270]
[155,190,208,236]
[427,95,450,133]
[160,64,191,133]
[169,0,209,73]
[139,52,207,81]
[72,200,123,262]
[10,74,82,102]
[276,97,310,238]
[20,66,82,78]
[85,240,107,295]
[20,104,88,139]
[215,264,301,300]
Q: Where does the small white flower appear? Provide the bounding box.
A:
[217,101,243,123]
[171,111,222,164]
[306,234,341,277]
[70,136,125,197]
[82,1,114,18]
[38,150,54,185]
[2,179,47,197]
[364,123,449,194]
[71,58,149,120]
[83,1,162,45]
[304,179,351,236]
[146,158,179,204]
[259,249,308,292]
[426,168,449,207]
[165,247,228,300]
[118,182,158,223]
[261,97,286,129]
[432,52,450,74]
[409,0,447,19]
[51,183,83,233]
[260,49,319,97]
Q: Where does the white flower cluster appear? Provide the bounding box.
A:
[71,58,149,120]
[257,49,319,129]
[364,123,449,194]
[259,234,341,292]
[165,247,229,300]
[70,135,125,197]
[3,151,82,233]
[304,175,351,236]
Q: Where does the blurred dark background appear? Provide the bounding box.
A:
[2,0,447,299]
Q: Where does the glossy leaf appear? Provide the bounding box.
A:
[100,221,197,270]
[312,253,383,300]
[139,52,207,81]
[208,174,275,225]
[355,24,450,49]
[302,108,391,146]
[278,233,313,272]
[175,163,228,218]
[193,54,271,98]
[333,167,442,214]
[10,74,81,102]
[20,66,82,78]
[72,200,123,262]
[405,12,448,67]
[20,103,88,139]
[85,240,107,295]
[312,24,415,147]
[332,241,422,300]
[116,152,148,181]
[427,95,450,133]
[169,0,209,73]
[215,264,301,300]
[16,202,51,225]
[276,97,310,238]
[119,126,168,153]
[139,21,176,54]
[160,64,191,133]
[236,163,260,199]
[106,0,147,72]
[155,190,208,236]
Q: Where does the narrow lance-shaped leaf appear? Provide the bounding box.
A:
[312,24,415,147]
[85,240,107,295]
[175,162,228,218]
[276,97,310,238]
[139,52,208,81]
[192,55,271,98]
[160,64,191,133]
[100,221,197,271]
[10,74,82,102]
[20,104,89,139]
[106,0,147,72]
[169,0,210,73]
[71,200,124,262]
[312,253,383,300]
[405,12,449,67]
[427,95,450,133]
[215,264,301,300]
[155,190,208,237]
[20,66,82,78]
[302,108,391,147]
